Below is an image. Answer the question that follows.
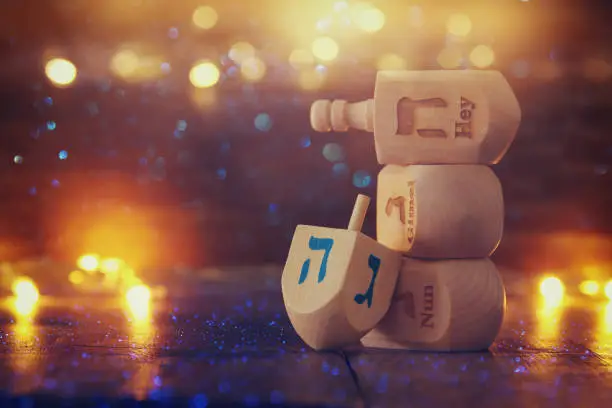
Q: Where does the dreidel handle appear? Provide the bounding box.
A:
[310,99,374,133]
[348,194,370,232]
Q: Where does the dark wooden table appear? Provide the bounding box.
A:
[1,262,611,407]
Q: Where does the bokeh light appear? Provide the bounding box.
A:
[254,113,273,132]
[241,56,267,82]
[437,47,463,69]
[352,3,386,33]
[68,270,85,285]
[322,143,345,162]
[312,37,339,62]
[126,284,152,321]
[100,258,122,274]
[110,49,139,78]
[539,276,565,306]
[605,281,612,300]
[229,42,256,64]
[470,45,495,68]
[446,13,472,37]
[377,53,408,70]
[11,277,40,317]
[353,170,372,188]
[189,61,220,88]
[192,5,218,30]
[77,254,100,272]
[45,58,77,86]
[579,280,600,296]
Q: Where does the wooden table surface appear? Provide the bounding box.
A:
[0,262,611,407]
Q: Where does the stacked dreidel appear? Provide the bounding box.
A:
[306,70,522,352]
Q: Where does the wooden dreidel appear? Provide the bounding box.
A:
[377,164,504,258]
[281,194,401,350]
[361,257,506,352]
[310,70,521,165]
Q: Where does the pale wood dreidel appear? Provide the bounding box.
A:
[282,194,401,351]
[377,164,505,258]
[361,257,506,352]
[310,70,521,165]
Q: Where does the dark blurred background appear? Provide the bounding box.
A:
[0,0,610,273]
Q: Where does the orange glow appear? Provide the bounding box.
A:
[126,284,152,321]
[605,281,612,300]
[100,258,122,274]
[578,280,600,296]
[11,277,40,317]
[68,270,85,285]
[539,276,564,307]
[78,254,100,272]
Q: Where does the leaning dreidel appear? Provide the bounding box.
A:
[361,257,506,352]
[281,194,401,350]
[310,70,521,165]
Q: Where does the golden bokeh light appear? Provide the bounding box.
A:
[437,47,463,69]
[192,5,218,30]
[377,53,408,70]
[68,270,85,285]
[470,45,495,68]
[229,42,256,64]
[605,280,612,300]
[100,258,122,274]
[351,3,386,33]
[539,276,565,307]
[11,277,40,317]
[240,56,267,82]
[579,280,600,296]
[45,58,77,86]
[289,49,315,69]
[110,49,140,78]
[126,284,152,321]
[78,254,100,272]
[312,37,339,62]
[536,294,563,346]
[446,13,472,37]
[189,61,220,88]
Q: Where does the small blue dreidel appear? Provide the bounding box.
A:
[281,194,400,350]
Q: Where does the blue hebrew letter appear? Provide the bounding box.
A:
[298,236,334,284]
[354,254,381,308]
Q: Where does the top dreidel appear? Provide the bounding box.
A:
[310,70,521,165]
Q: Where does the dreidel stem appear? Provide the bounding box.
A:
[310,99,374,133]
[348,194,370,232]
